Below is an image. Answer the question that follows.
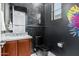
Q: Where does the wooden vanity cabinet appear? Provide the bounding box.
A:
[1,39,32,56]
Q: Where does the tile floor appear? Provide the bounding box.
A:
[31,51,56,56]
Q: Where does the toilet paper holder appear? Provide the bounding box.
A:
[57,42,64,48]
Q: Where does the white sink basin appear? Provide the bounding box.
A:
[1,32,32,41]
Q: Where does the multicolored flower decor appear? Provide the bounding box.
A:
[67,5,79,37]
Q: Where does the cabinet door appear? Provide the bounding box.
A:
[2,41,17,56]
[13,10,25,25]
[17,39,32,56]
[13,10,26,33]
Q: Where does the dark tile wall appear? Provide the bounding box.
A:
[44,3,79,56]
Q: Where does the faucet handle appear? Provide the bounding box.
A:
[0,40,6,48]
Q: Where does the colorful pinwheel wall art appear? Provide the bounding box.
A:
[67,5,79,37]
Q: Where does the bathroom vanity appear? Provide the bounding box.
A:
[1,4,33,56]
[1,33,32,56]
